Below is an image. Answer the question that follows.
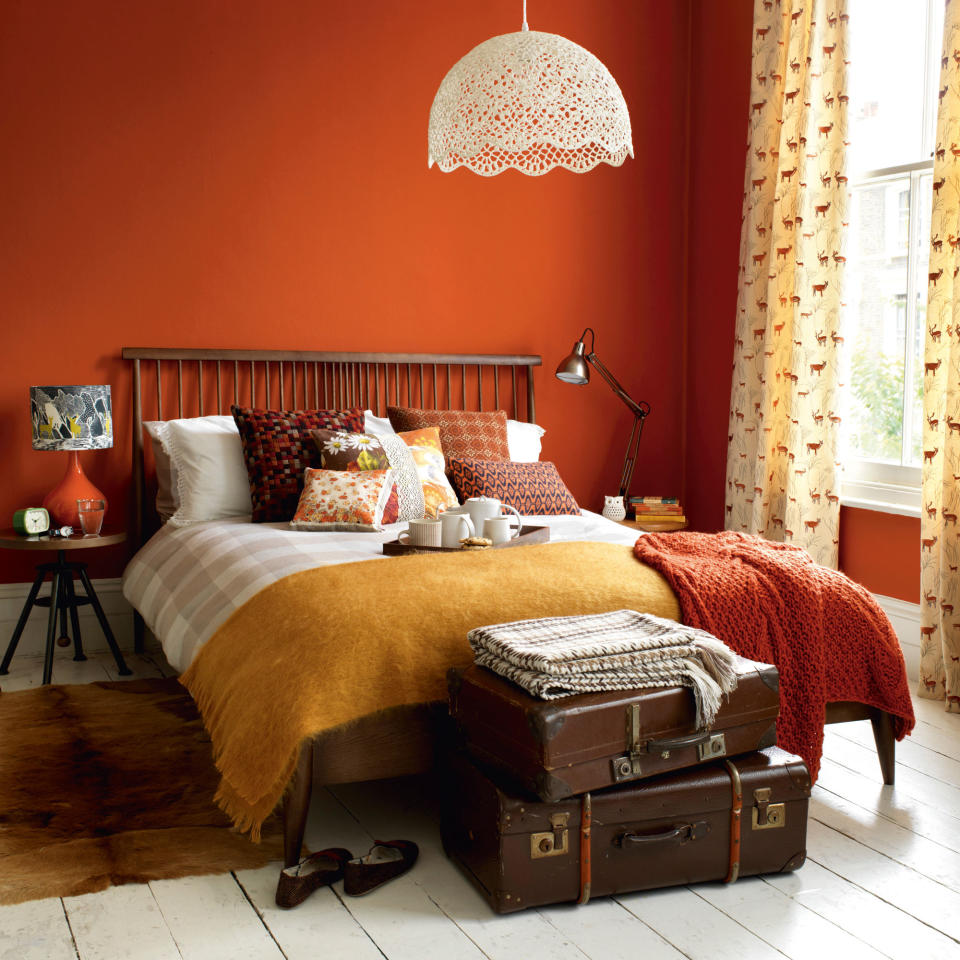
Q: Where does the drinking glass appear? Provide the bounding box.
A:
[77,499,105,536]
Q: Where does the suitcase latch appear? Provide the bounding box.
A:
[530,813,569,859]
[612,703,644,782]
[751,787,786,829]
[697,733,727,761]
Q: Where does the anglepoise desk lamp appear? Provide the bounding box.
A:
[555,328,650,504]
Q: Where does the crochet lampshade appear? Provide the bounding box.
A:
[428,21,633,177]
[30,385,112,527]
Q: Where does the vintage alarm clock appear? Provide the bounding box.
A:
[13,507,50,536]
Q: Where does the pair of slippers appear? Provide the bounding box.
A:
[275,840,419,909]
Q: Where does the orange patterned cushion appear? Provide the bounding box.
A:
[290,468,394,531]
[448,459,581,516]
[396,427,459,518]
[386,407,510,465]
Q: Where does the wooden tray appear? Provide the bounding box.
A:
[382,525,550,556]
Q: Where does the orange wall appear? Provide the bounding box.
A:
[682,0,919,605]
[0,0,690,583]
[838,508,919,602]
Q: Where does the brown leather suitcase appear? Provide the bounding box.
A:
[448,657,780,802]
[441,746,809,914]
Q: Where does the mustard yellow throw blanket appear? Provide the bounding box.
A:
[181,542,679,837]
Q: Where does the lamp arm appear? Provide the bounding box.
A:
[586,352,650,420]
[618,413,646,500]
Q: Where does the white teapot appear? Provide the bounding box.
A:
[464,496,521,534]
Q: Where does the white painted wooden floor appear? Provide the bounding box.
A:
[2,651,959,960]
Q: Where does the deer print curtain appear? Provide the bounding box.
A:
[726,0,849,569]
[920,3,960,709]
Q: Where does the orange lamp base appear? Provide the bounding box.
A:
[42,451,108,528]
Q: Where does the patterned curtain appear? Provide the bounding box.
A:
[726,0,849,568]
[920,2,960,710]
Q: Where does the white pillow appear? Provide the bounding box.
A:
[364,409,395,435]
[506,420,545,462]
[363,409,545,462]
[143,421,178,521]
[161,416,252,526]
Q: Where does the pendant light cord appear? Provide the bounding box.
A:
[522,0,528,31]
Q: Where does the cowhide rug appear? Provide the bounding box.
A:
[0,677,282,905]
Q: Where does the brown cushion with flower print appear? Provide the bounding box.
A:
[310,428,423,523]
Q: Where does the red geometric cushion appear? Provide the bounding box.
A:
[448,459,581,516]
[386,407,510,466]
[232,406,364,522]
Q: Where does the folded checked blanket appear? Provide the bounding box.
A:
[468,609,740,728]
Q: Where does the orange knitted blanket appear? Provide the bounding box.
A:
[634,531,915,780]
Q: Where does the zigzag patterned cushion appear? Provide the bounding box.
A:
[449,459,581,516]
[232,406,364,522]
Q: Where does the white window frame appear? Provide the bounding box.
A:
[840,0,942,518]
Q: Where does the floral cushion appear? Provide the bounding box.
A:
[386,407,510,466]
[290,468,394,531]
[398,427,459,518]
[232,406,364,522]
[311,428,424,522]
[448,459,581,516]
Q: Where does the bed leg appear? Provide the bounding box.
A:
[133,611,145,655]
[869,709,896,785]
[283,741,313,867]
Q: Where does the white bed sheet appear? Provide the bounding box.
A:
[122,511,642,673]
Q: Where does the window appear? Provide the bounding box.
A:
[840,0,943,514]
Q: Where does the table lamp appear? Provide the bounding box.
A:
[30,385,112,527]
[555,328,650,502]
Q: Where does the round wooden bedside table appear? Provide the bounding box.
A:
[0,529,132,685]
[617,518,689,533]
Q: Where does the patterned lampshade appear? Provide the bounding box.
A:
[30,385,113,451]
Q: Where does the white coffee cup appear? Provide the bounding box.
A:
[399,517,442,547]
[465,496,521,533]
[439,510,475,548]
[483,515,521,545]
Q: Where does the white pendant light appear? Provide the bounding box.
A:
[428,1,633,177]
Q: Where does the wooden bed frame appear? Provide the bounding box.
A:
[122,347,897,868]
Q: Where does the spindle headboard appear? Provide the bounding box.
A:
[122,348,542,550]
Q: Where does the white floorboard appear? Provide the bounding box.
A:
[63,885,181,960]
[2,652,960,960]
[0,898,78,960]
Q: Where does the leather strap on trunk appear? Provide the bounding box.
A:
[724,759,743,883]
[577,793,592,904]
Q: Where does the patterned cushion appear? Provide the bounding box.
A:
[232,406,364,522]
[397,427,459,518]
[449,459,581,516]
[290,468,394,531]
[311,428,425,522]
[386,407,510,465]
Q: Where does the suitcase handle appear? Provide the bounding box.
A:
[645,731,714,753]
[616,821,709,847]
[644,731,727,763]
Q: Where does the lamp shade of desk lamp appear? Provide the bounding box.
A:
[556,329,650,502]
[30,385,112,527]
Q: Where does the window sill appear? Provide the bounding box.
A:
[840,495,921,519]
[840,476,921,519]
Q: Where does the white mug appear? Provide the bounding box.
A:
[440,510,475,548]
[483,515,521,545]
[399,517,442,547]
[465,496,521,533]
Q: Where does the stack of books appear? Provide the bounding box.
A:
[628,496,686,525]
